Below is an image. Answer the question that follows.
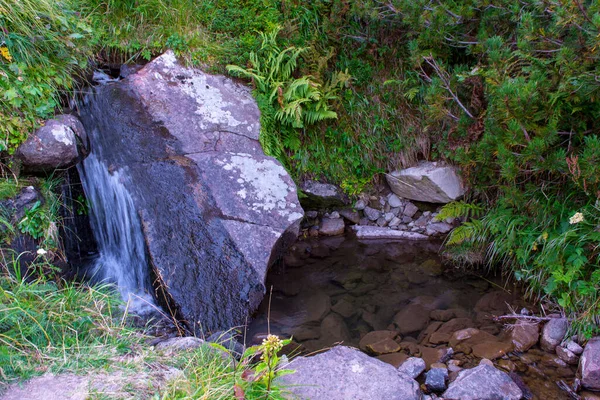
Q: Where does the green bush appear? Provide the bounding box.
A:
[0,0,92,153]
[394,0,600,334]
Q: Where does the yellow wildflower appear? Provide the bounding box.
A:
[569,212,584,225]
[0,46,12,62]
[541,231,548,241]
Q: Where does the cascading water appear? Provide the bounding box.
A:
[77,151,155,314]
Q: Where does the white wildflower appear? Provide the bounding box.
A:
[569,212,584,225]
[36,248,47,256]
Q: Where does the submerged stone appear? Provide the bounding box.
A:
[79,51,302,333]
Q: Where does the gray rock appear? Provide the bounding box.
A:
[401,215,414,224]
[300,180,348,209]
[384,212,395,222]
[331,298,355,318]
[319,218,345,236]
[305,210,318,219]
[510,323,539,352]
[582,337,600,390]
[540,318,568,353]
[155,336,205,352]
[398,357,426,379]
[79,51,302,333]
[338,209,360,224]
[403,202,419,218]
[354,199,367,210]
[388,194,403,208]
[363,206,381,221]
[389,217,401,227]
[393,304,431,335]
[443,365,522,400]
[426,367,448,392]
[427,222,453,234]
[566,340,584,355]
[320,313,352,344]
[390,207,402,216]
[0,186,42,223]
[376,217,388,227]
[352,226,429,241]
[386,161,466,203]
[556,345,579,365]
[359,217,371,226]
[17,114,88,173]
[414,215,430,227]
[277,346,421,400]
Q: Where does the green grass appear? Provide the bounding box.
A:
[0,272,142,384]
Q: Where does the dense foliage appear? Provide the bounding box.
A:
[381,0,600,335]
[2,0,600,333]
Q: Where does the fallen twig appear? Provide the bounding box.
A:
[493,314,552,323]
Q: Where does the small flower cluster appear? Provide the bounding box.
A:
[0,46,12,62]
[569,212,584,225]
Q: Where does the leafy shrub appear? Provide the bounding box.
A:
[0,0,92,153]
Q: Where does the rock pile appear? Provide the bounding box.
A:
[303,192,459,239]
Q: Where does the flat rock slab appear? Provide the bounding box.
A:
[277,346,421,400]
[352,225,428,241]
[0,369,182,400]
[79,51,303,332]
[386,161,465,203]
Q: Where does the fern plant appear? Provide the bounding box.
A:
[227,26,350,163]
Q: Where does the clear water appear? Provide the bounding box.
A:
[77,152,155,314]
[247,236,576,399]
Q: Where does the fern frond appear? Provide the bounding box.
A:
[446,219,485,245]
[435,201,485,221]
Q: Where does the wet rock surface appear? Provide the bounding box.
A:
[79,51,302,333]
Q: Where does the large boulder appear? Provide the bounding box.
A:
[276,346,421,400]
[582,337,600,391]
[17,114,88,173]
[443,364,522,400]
[79,51,303,333]
[386,161,465,203]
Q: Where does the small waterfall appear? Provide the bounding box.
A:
[77,152,155,314]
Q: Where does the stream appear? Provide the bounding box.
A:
[247,235,576,399]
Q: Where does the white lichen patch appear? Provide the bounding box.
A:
[157,50,177,69]
[350,360,364,373]
[219,153,301,222]
[179,73,244,130]
[51,125,74,146]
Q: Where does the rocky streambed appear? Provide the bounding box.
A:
[247,236,589,399]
